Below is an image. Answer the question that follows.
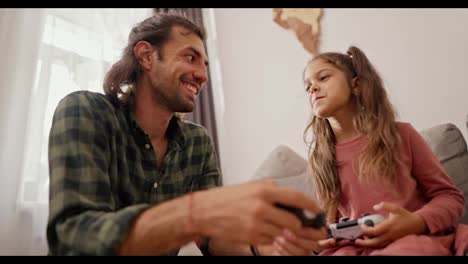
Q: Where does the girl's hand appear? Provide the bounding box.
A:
[355,202,426,248]
[317,237,353,253]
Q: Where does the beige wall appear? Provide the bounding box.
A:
[211,8,468,185]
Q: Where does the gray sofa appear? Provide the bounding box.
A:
[253,121,468,225]
[420,123,468,224]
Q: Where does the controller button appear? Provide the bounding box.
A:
[339,217,349,222]
[364,219,374,227]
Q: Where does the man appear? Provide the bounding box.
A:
[47,12,325,256]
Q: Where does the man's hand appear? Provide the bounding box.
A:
[354,202,427,248]
[256,227,326,255]
[192,180,322,246]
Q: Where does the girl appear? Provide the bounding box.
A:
[267,46,465,256]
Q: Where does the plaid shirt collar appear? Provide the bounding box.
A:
[123,94,186,150]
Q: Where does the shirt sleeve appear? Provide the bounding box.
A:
[195,129,222,255]
[195,129,222,191]
[47,92,150,255]
[406,124,465,234]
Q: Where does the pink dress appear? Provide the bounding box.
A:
[320,122,465,256]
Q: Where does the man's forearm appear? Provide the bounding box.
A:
[208,238,253,256]
[118,195,195,255]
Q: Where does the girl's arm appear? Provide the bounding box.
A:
[406,123,465,234]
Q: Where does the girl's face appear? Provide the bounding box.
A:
[304,59,355,119]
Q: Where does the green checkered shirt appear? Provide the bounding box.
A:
[47,91,221,255]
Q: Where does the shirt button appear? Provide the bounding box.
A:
[145,143,150,149]
[153,182,158,189]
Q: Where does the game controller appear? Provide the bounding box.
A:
[327,214,385,240]
[275,203,326,229]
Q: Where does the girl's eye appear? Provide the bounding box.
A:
[320,75,329,81]
[305,84,311,93]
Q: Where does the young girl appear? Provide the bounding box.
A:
[273,46,465,256]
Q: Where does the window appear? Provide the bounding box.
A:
[19,9,152,206]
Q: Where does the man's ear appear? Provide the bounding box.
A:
[134,41,156,71]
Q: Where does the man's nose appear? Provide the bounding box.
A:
[193,66,208,86]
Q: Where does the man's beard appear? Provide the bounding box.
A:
[167,96,194,113]
[150,79,195,113]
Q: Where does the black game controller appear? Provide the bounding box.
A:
[275,203,326,229]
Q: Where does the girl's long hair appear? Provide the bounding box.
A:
[304,46,401,222]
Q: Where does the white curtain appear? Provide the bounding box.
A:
[0,8,152,255]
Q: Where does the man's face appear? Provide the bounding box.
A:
[149,26,209,113]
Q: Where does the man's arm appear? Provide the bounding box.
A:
[48,92,148,255]
[120,180,329,256]
[207,239,253,256]
[118,194,198,255]
[195,135,253,256]
[208,227,326,256]
[118,122,327,256]
[48,93,202,256]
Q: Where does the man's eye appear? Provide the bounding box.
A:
[186,55,194,62]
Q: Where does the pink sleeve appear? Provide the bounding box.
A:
[406,124,465,234]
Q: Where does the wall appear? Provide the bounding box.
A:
[212,8,468,185]
[212,8,312,185]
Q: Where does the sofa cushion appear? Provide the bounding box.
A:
[252,144,317,201]
[420,123,468,224]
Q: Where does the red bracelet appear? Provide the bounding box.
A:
[189,193,194,229]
